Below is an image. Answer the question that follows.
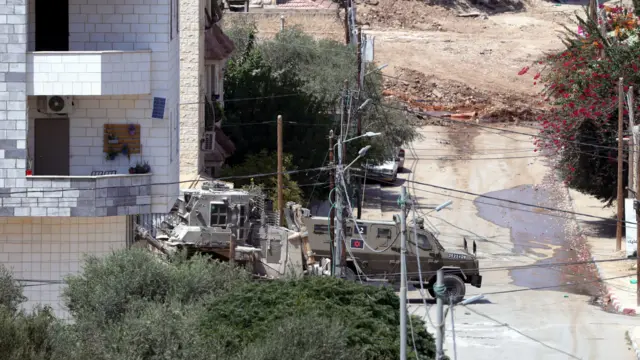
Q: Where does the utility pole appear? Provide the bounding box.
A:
[329,130,336,276]
[343,0,350,44]
[635,124,640,306]
[277,114,284,227]
[334,135,345,277]
[334,80,349,276]
[399,186,408,360]
[355,27,363,219]
[629,86,635,196]
[617,78,624,252]
[435,268,445,360]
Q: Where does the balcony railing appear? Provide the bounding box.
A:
[10,173,155,217]
[26,50,152,96]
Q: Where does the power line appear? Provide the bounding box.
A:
[359,175,635,226]
[360,257,635,278]
[2,166,333,196]
[381,102,627,153]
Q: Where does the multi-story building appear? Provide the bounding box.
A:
[0,0,182,316]
[179,0,235,182]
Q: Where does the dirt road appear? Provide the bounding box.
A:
[361,123,637,359]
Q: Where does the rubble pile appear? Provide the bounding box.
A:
[382,67,543,124]
[357,0,525,29]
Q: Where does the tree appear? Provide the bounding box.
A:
[220,150,303,207]
[524,6,640,204]
[0,265,57,360]
[223,23,420,203]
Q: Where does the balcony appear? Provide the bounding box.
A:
[15,173,154,217]
[26,51,152,96]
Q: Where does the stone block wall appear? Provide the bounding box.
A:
[0,216,129,317]
[0,0,29,196]
[27,51,152,96]
[0,0,181,215]
[0,174,152,217]
[178,0,205,182]
[224,10,345,42]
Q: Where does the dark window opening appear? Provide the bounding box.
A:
[210,203,228,226]
[377,228,391,239]
[35,0,69,51]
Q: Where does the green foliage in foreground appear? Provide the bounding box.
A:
[0,249,438,360]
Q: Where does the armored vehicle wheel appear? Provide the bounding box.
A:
[442,274,466,304]
[344,266,362,282]
[427,275,466,303]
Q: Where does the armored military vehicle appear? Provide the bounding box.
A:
[135,181,482,302]
[301,215,482,303]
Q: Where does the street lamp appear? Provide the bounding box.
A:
[357,98,372,112]
[345,145,372,171]
[340,131,381,145]
[364,63,388,77]
[333,132,381,279]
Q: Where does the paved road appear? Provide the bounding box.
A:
[366,124,638,360]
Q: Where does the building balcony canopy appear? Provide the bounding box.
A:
[26,50,152,96]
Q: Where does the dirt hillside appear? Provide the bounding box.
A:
[358,0,585,121]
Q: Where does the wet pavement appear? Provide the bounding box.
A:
[474,184,600,296]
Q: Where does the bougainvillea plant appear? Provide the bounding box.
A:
[520,7,640,204]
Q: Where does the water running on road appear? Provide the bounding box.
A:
[474,184,600,296]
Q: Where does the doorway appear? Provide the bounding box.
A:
[35,0,69,51]
[34,118,70,176]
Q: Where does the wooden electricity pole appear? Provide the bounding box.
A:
[627,126,640,306]
[617,78,624,252]
[277,115,284,226]
[629,86,635,197]
[343,0,350,44]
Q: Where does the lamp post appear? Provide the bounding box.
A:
[334,133,380,278]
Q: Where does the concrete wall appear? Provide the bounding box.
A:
[27,96,170,177]
[0,0,181,215]
[178,0,205,182]
[224,10,345,42]
[0,1,29,198]
[27,51,152,96]
[0,216,128,317]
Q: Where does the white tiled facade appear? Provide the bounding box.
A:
[0,216,129,317]
[27,51,152,96]
[27,96,173,184]
[0,0,182,315]
[0,0,182,215]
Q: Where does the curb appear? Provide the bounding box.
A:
[630,328,640,360]
[593,255,637,316]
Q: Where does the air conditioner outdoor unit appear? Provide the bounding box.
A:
[42,96,74,114]
[202,131,214,152]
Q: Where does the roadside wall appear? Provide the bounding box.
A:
[224,10,345,42]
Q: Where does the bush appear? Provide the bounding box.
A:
[62,249,250,323]
[0,265,57,360]
[524,6,640,203]
[2,249,439,360]
[200,276,437,360]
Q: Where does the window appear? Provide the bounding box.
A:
[415,233,432,250]
[313,224,329,234]
[205,64,218,100]
[377,228,391,239]
[210,202,228,226]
